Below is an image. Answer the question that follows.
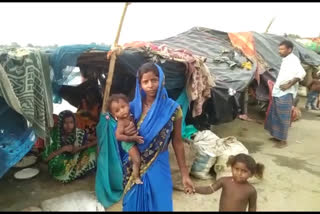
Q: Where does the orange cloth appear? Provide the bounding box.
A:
[75,104,100,138]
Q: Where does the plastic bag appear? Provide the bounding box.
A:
[190,130,221,179]
[213,136,248,180]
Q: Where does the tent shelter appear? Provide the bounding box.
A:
[2,26,320,178]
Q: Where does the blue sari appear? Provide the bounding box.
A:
[122,64,179,211]
[95,64,179,211]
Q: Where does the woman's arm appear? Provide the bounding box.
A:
[44,146,70,162]
[172,117,189,177]
[73,141,97,153]
[172,116,195,194]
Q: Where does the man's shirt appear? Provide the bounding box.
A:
[272,53,306,98]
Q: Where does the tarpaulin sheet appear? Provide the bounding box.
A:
[153,27,256,92]
[49,44,110,103]
[114,49,187,100]
[252,32,320,101]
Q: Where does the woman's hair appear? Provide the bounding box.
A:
[227,153,265,179]
[106,93,129,112]
[60,110,75,123]
[82,86,102,109]
[59,110,76,133]
[137,62,159,83]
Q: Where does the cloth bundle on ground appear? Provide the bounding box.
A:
[190,130,221,179]
[190,130,248,180]
[213,136,248,180]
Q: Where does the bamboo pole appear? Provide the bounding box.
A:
[265,17,276,33]
[102,2,130,113]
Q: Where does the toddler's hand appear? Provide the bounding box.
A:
[134,135,144,144]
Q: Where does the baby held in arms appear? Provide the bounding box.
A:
[195,153,265,212]
[107,94,144,184]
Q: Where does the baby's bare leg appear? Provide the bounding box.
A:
[129,145,143,184]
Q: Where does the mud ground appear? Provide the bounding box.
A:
[1,97,320,211]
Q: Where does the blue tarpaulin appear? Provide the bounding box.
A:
[49,44,110,103]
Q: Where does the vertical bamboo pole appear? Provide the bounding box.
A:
[265,17,276,33]
[102,2,130,113]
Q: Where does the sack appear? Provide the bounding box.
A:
[190,154,216,179]
[213,136,248,180]
[190,130,221,179]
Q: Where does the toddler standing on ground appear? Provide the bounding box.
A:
[195,153,265,211]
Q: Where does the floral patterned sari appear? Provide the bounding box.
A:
[42,110,96,183]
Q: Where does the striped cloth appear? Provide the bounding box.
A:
[264,94,293,141]
[0,47,54,139]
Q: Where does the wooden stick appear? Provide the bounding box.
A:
[102,2,130,113]
[265,17,276,33]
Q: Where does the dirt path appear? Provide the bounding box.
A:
[1,99,320,211]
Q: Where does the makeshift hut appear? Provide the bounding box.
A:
[2,26,320,179]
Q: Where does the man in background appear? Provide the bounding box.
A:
[265,40,306,148]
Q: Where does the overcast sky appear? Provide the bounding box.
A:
[1,2,319,46]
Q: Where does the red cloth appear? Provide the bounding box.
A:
[34,114,59,149]
[34,138,44,149]
[228,32,261,83]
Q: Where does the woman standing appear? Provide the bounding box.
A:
[122,62,195,211]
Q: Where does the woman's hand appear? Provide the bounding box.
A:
[124,121,138,136]
[72,146,81,154]
[182,175,195,194]
[62,145,74,153]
